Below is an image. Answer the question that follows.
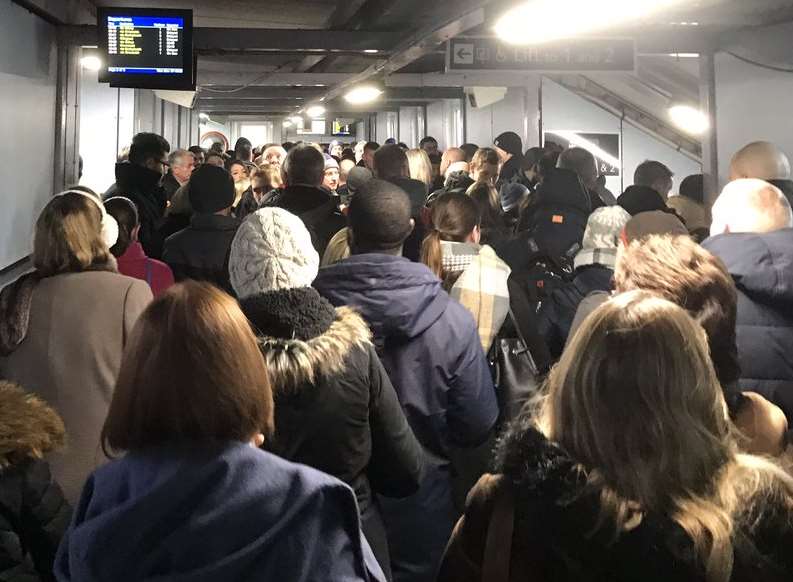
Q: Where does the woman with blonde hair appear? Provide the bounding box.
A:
[406,148,433,190]
[421,192,511,351]
[55,282,387,582]
[439,291,793,582]
[0,191,152,503]
[469,148,500,185]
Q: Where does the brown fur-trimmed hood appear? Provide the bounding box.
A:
[0,381,65,467]
[240,287,372,392]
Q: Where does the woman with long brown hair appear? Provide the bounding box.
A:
[55,282,387,582]
[439,291,793,582]
[0,191,152,503]
[421,192,511,351]
[469,148,500,185]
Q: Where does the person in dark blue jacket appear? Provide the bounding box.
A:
[314,179,499,582]
[703,178,793,420]
[54,281,385,582]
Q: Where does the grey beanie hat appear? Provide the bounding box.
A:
[229,208,320,298]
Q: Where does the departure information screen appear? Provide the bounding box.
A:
[105,15,185,75]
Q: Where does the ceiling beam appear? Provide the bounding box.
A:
[63,25,403,51]
[198,72,350,86]
[11,0,94,25]
[198,85,464,100]
[318,0,492,102]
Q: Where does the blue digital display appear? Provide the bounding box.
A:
[105,14,185,75]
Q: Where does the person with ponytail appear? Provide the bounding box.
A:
[105,197,175,297]
[421,192,511,352]
[439,291,793,582]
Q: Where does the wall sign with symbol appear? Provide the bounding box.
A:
[447,37,635,73]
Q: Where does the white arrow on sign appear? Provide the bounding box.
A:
[453,43,474,65]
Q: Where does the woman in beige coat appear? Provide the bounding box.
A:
[0,191,152,502]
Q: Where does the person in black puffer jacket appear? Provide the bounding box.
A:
[0,381,71,582]
[537,205,631,359]
[163,165,240,295]
[229,207,423,580]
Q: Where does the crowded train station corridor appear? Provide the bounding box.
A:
[3,0,793,580]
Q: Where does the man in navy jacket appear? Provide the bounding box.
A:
[703,178,793,419]
[315,179,498,582]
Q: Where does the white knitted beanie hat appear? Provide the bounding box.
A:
[229,208,320,298]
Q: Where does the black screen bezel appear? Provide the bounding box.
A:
[98,7,195,91]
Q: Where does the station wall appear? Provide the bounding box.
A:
[0,0,57,269]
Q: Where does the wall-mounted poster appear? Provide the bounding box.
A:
[544,131,620,177]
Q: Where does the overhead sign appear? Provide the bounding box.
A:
[447,38,635,73]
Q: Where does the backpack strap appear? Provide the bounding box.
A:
[481,479,516,582]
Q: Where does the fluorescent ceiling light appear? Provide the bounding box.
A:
[306,105,326,118]
[495,0,686,45]
[364,49,379,54]
[345,86,383,105]
[668,53,700,58]
[80,55,102,71]
[198,112,210,120]
[668,104,709,135]
[552,130,621,168]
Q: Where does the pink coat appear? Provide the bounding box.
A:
[116,242,175,297]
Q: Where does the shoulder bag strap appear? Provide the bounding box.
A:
[481,480,516,582]
[145,258,153,287]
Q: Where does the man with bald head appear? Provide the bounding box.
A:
[730,141,793,206]
[703,178,793,419]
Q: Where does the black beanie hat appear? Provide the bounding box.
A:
[494,131,523,157]
[189,165,235,214]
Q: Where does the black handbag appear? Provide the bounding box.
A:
[490,276,552,423]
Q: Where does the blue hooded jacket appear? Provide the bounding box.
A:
[703,229,793,419]
[55,442,385,582]
[314,254,498,582]
[314,254,498,463]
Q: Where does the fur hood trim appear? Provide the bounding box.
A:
[259,306,372,392]
[0,381,65,467]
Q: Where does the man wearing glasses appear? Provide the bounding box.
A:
[111,133,172,259]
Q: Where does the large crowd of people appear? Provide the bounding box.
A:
[1,126,793,582]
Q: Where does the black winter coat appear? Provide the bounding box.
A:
[162,213,239,295]
[241,287,423,576]
[0,385,71,582]
[262,185,345,257]
[703,230,793,419]
[440,421,793,582]
[537,265,614,359]
[113,162,168,259]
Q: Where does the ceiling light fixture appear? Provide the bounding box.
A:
[198,113,210,121]
[364,49,379,54]
[80,55,102,71]
[668,104,709,135]
[307,105,326,118]
[668,53,700,58]
[344,85,383,105]
[495,0,686,45]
